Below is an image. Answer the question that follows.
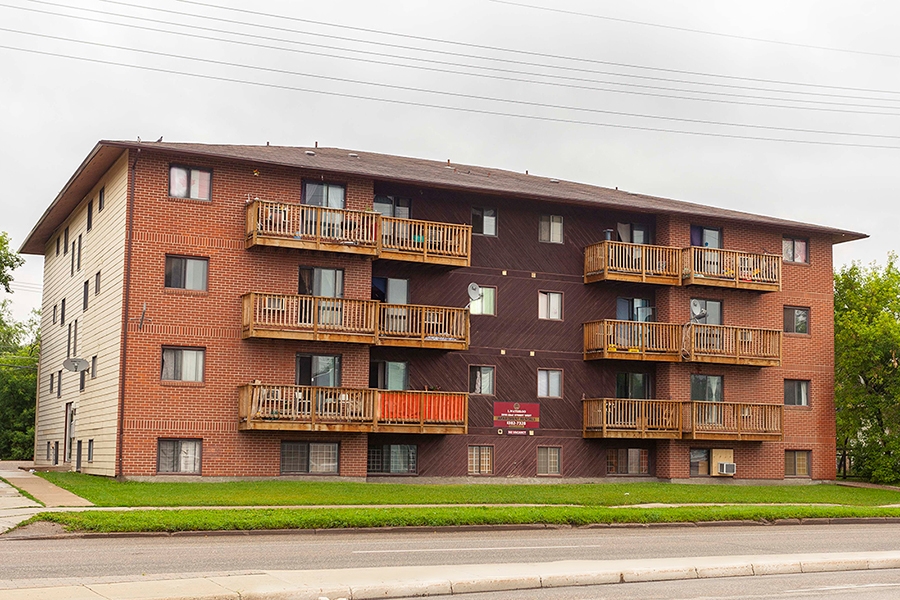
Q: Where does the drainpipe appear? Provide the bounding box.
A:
[116,148,140,479]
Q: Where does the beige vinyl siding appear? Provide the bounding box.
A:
[35,153,129,476]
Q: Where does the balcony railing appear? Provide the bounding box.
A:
[377,303,469,350]
[682,247,781,291]
[583,320,782,366]
[238,383,468,434]
[582,398,782,441]
[686,401,783,441]
[584,241,682,285]
[243,293,469,349]
[241,293,378,344]
[583,398,682,439]
[379,217,472,267]
[246,200,471,266]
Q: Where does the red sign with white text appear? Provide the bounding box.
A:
[493,402,540,429]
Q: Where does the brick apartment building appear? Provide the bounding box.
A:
[22,141,864,481]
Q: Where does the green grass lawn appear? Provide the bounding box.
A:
[26,473,900,533]
[38,471,900,508]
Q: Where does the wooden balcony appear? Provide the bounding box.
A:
[583,398,682,439]
[379,216,472,267]
[238,383,468,434]
[243,293,469,349]
[682,247,781,292]
[377,303,469,350]
[246,200,379,256]
[584,241,682,285]
[583,320,781,367]
[582,398,783,441]
[245,200,472,266]
[241,293,378,344]
[685,401,783,441]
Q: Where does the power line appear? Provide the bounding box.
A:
[4,26,900,140]
[2,43,899,150]
[144,0,900,96]
[10,2,900,112]
[488,0,900,60]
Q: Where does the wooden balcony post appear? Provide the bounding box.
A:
[601,398,608,437]
[423,222,430,262]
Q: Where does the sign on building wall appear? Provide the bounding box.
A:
[493,402,540,431]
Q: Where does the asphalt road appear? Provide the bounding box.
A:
[2,523,899,583]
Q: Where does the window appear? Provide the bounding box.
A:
[281,441,339,474]
[537,447,561,475]
[538,291,562,320]
[298,267,343,297]
[64,403,74,463]
[98,187,105,211]
[169,165,211,200]
[50,372,55,393]
[537,369,562,398]
[64,227,69,254]
[691,374,723,402]
[368,444,417,474]
[469,365,495,395]
[784,380,810,406]
[161,347,205,382]
[784,307,810,334]
[690,449,710,476]
[296,354,341,387]
[83,281,89,311]
[783,237,808,263]
[79,370,86,391]
[55,237,60,256]
[370,361,408,390]
[371,277,408,304]
[470,286,496,316]
[87,439,94,463]
[95,271,101,295]
[690,225,722,248]
[616,297,654,322]
[53,304,57,324]
[690,298,722,325]
[785,450,810,477]
[72,320,77,356]
[67,323,72,358]
[87,200,93,232]
[157,439,202,473]
[607,448,649,475]
[472,207,497,236]
[539,215,563,244]
[60,298,66,325]
[303,181,345,208]
[70,242,75,276]
[616,373,650,399]
[468,446,493,475]
[373,195,411,218]
[77,234,82,271]
[53,441,59,465]
[46,441,51,461]
[616,222,650,244]
[165,256,208,291]
[56,370,62,398]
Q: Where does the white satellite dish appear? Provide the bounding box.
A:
[63,357,90,373]
[689,299,708,321]
[467,282,482,302]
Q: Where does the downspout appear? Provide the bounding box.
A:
[116,148,140,479]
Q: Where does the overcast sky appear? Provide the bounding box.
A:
[1,0,898,322]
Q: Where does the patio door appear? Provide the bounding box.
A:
[302,182,345,238]
[691,374,723,426]
[299,267,343,326]
[373,277,409,335]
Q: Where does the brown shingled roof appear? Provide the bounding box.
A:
[21,140,866,255]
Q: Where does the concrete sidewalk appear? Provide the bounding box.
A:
[2,551,900,599]
[0,461,94,534]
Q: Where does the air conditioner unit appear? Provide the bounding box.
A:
[718,462,736,475]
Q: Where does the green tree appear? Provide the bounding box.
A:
[0,231,25,294]
[0,301,38,459]
[834,254,900,483]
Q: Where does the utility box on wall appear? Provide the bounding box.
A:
[711,448,735,477]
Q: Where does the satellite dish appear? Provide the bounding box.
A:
[467,282,482,302]
[689,299,708,320]
[63,357,90,373]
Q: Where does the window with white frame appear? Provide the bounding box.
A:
[784,380,810,406]
[157,439,201,473]
[539,215,563,244]
[470,286,496,316]
[537,369,562,398]
[169,165,211,200]
[165,256,208,291]
[161,347,205,382]
[538,291,562,320]
[469,365,495,395]
[281,441,339,474]
[468,445,493,475]
[537,446,560,475]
